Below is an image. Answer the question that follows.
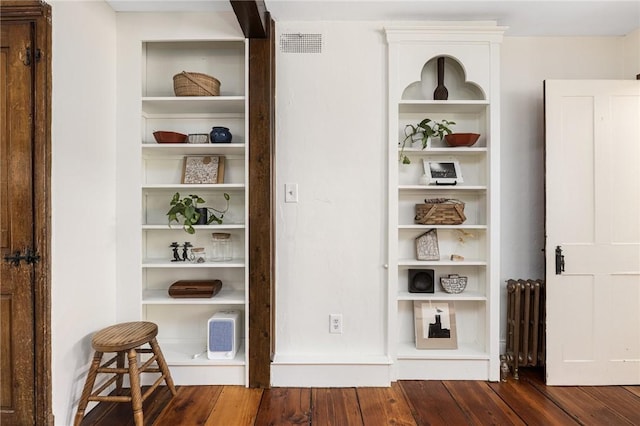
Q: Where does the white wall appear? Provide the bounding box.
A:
[273,22,390,384]
[273,21,636,384]
[50,0,117,424]
[623,28,640,78]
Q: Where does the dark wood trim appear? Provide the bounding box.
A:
[0,1,53,424]
[0,0,49,16]
[230,0,268,39]
[248,15,275,388]
[34,3,53,424]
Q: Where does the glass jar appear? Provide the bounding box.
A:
[211,232,232,261]
[191,247,206,263]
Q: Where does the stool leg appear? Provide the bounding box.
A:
[150,338,177,396]
[127,348,144,426]
[74,351,103,426]
[116,351,125,394]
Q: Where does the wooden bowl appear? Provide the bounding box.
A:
[153,131,187,143]
[445,133,480,147]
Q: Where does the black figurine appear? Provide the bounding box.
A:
[182,241,193,262]
[170,242,181,262]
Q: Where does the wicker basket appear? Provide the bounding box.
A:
[173,71,220,96]
[415,198,466,225]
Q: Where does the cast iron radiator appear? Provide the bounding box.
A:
[504,279,546,379]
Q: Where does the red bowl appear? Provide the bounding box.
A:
[153,131,187,143]
[445,133,480,147]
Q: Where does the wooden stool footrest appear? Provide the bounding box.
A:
[139,354,158,372]
[97,366,130,374]
[92,375,120,397]
[89,394,132,403]
[142,376,168,401]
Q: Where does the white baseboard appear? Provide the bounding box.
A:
[270,354,393,387]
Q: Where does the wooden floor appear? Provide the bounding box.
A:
[80,368,640,425]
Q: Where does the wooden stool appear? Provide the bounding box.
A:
[74,321,177,426]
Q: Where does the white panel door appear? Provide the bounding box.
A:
[545,79,640,385]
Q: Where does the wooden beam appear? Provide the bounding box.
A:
[248,15,275,388]
[231,0,267,39]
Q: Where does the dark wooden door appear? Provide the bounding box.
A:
[0,20,37,425]
[1,1,52,422]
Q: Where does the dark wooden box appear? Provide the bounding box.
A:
[168,280,222,298]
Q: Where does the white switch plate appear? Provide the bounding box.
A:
[285,183,298,203]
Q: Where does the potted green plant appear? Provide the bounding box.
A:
[399,118,455,164]
[167,192,230,234]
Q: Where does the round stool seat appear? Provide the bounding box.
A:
[92,321,158,352]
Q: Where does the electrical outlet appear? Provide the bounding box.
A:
[329,314,343,334]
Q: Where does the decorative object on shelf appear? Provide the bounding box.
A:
[182,241,193,261]
[440,274,468,294]
[408,269,435,293]
[153,131,187,144]
[445,133,481,147]
[433,57,448,100]
[451,229,474,261]
[399,118,455,164]
[415,198,466,225]
[414,301,457,349]
[168,279,222,298]
[423,159,464,185]
[211,232,232,261]
[167,192,231,234]
[182,155,225,184]
[418,174,429,185]
[170,242,181,262]
[415,229,440,261]
[210,126,233,143]
[191,247,206,263]
[187,133,209,144]
[173,71,220,96]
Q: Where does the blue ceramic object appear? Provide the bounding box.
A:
[210,126,232,143]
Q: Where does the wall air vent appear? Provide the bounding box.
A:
[279,33,322,54]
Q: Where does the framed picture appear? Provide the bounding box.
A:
[415,229,439,261]
[414,301,457,349]
[423,159,463,185]
[182,156,225,184]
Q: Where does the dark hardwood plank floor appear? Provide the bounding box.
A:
[79,368,640,425]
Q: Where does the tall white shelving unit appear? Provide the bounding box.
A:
[386,24,505,381]
[138,39,249,385]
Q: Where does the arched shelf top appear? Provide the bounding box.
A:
[401,55,486,101]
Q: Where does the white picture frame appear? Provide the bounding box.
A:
[423,159,463,185]
[414,301,458,349]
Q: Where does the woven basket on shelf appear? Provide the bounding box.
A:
[414,198,466,225]
[173,71,220,96]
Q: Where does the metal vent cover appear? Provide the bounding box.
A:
[279,33,322,54]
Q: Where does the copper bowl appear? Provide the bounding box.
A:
[153,131,187,144]
[445,133,480,147]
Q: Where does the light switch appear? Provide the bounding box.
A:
[285,183,298,203]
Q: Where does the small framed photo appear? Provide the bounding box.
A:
[182,156,225,184]
[423,159,463,185]
[414,301,457,349]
